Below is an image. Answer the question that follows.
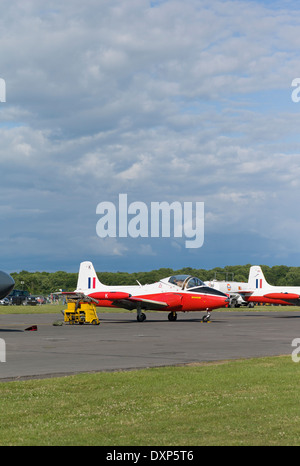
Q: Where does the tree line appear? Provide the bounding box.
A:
[9,264,300,296]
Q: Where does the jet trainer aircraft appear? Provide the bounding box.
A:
[204,279,250,307]
[241,265,300,306]
[0,271,15,299]
[64,261,229,322]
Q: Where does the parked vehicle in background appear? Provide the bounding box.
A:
[23,296,38,306]
[8,289,30,305]
[0,297,9,305]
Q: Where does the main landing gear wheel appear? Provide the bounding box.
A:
[137,312,146,322]
[168,312,177,321]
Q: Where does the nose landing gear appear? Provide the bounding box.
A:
[201,310,211,323]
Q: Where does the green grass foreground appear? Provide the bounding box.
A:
[1,356,300,446]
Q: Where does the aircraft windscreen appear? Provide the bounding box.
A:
[168,275,190,286]
[185,277,205,289]
[168,275,205,289]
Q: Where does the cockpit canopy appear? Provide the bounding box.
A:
[168,274,205,289]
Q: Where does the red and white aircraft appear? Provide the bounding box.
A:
[241,265,300,306]
[66,261,229,322]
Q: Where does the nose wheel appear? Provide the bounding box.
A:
[202,311,211,323]
[168,311,177,321]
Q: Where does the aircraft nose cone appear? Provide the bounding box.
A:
[0,271,15,299]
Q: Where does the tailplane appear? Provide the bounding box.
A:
[76,261,106,292]
[248,265,269,290]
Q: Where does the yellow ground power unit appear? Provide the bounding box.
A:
[64,299,100,325]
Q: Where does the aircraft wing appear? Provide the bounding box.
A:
[113,297,169,311]
[112,292,183,310]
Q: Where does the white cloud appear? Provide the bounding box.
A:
[1,0,300,270]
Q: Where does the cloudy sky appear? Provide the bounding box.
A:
[1,0,300,273]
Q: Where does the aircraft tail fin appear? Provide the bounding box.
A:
[76,261,105,292]
[248,265,269,290]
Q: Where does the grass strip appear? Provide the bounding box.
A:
[0,355,300,446]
